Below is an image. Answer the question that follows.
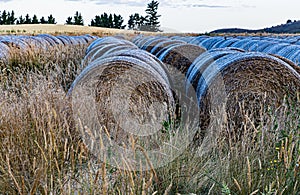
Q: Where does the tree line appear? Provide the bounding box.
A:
[0,0,161,32]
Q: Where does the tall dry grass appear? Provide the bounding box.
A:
[0,39,299,194]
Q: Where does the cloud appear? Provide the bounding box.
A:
[64,0,231,9]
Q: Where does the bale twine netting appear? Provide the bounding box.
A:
[187,49,300,135]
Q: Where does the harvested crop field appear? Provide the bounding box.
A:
[0,30,299,194]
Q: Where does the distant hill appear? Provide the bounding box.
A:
[211,20,300,34]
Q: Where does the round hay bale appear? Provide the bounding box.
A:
[131,36,154,48]
[82,42,137,68]
[0,37,28,50]
[236,40,261,51]
[212,38,240,49]
[151,40,186,56]
[130,34,144,45]
[192,52,300,131]
[142,37,170,52]
[140,37,169,51]
[249,41,275,52]
[37,34,63,46]
[262,43,290,54]
[188,36,210,45]
[198,36,224,50]
[80,34,98,43]
[56,35,72,45]
[86,37,135,54]
[158,43,206,74]
[170,36,194,42]
[110,49,171,83]
[69,53,175,146]
[276,45,300,59]
[229,38,253,49]
[72,36,87,45]
[289,50,300,65]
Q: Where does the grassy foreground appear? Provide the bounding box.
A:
[0,41,299,194]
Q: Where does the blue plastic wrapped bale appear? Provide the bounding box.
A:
[80,34,97,43]
[289,50,300,66]
[86,37,135,54]
[236,40,260,51]
[249,41,275,52]
[191,51,300,129]
[275,45,300,59]
[149,40,186,55]
[56,35,72,45]
[188,36,210,45]
[157,43,206,74]
[170,36,194,42]
[36,34,63,46]
[131,34,144,45]
[230,38,253,49]
[212,38,240,49]
[262,43,290,54]
[72,36,88,45]
[83,43,133,68]
[140,37,169,51]
[83,43,137,68]
[0,37,28,50]
[112,49,171,83]
[134,36,155,48]
[21,36,47,50]
[198,37,224,50]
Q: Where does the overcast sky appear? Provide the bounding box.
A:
[0,0,299,33]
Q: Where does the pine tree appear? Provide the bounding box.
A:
[128,14,135,30]
[8,11,16,24]
[74,11,83,25]
[47,14,56,24]
[113,14,125,29]
[127,13,148,31]
[145,0,161,32]
[32,15,39,24]
[101,13,109,27]
[16,15,25,24]
[24,14,31,24]
[1,10,8,25]
[90,13,125,29]
[108,14,113,28]
[90,15,101,27]
[40,16,47,24]
[66,16,73,25]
